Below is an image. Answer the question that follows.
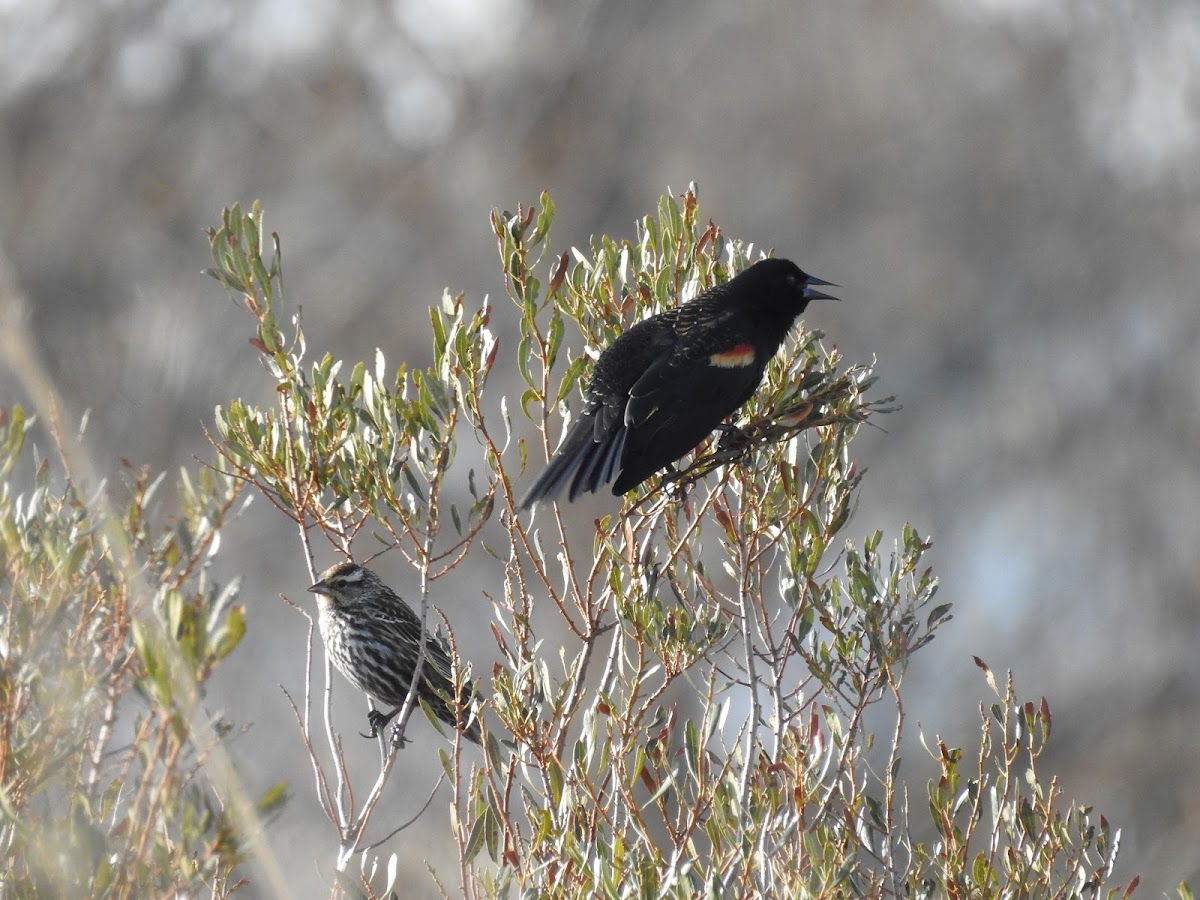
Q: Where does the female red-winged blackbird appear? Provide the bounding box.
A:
[519,257,836,507]
[307,561,481,744]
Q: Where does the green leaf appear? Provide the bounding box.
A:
[520,388,541,420]
[463,813,489,863]
[534,191,556,243]
[257,780,290,816]
[211,605,246,661]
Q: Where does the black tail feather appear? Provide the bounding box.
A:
[518,421,593,509]
[519,415,627,509]
[568,427,626,501]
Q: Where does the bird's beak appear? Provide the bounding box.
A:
[308,579,327,594]
[804,276,840,302]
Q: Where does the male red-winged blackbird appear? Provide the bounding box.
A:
[308,561,482,744]
[519,257,837,508]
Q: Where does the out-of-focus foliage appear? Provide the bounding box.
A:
[0,404,281,897]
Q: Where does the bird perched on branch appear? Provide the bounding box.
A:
[519,257,837,507]
[307,561,481,745]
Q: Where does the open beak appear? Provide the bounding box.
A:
[804,275,840,302]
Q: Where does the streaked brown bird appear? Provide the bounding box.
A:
[308,561,481,744]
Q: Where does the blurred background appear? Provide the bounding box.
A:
[1,0,1197,894]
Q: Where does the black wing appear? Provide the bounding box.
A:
[518,314,678,507]
[613,313,767,492]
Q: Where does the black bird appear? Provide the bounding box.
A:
[519,257,836,507]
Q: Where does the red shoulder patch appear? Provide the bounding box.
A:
[708,343,756,368]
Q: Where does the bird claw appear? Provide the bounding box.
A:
[361,707,400,740]
[715,423,748,452]
[360,708,412,747]
[656,465,695,504]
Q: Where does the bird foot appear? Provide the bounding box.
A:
[714,423,749,452]
[360,707,401,740]
[657,465,695,503]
